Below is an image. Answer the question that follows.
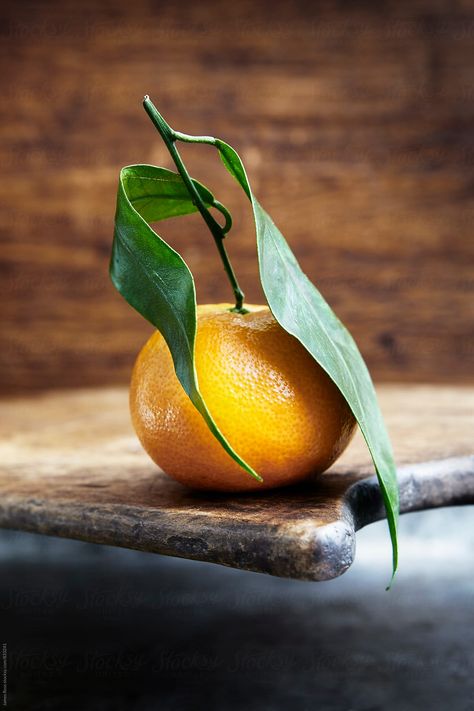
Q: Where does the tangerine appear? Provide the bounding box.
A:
[130,304,356,491]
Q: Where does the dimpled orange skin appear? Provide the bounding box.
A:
[130,304,356,492]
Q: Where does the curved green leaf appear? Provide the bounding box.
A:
[110,164,262,482]
[111,125,399,578]
[215,140,399,576]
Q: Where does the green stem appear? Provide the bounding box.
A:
[143,96,246,313]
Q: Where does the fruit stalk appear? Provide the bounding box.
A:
[143,96,246,313]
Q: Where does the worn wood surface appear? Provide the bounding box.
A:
[1,0,473,394]
[0,385,472,580]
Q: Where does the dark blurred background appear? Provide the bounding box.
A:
[1,0,473,395]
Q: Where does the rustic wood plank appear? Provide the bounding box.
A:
[0,385,472,580]
[1,0,473,393]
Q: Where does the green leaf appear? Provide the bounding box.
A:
[111,103,399,579]
[110,164,262,483]
[215,140,399,577]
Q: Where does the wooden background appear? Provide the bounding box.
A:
[1,0,473,394]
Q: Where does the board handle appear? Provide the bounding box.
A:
[348,455,474,530]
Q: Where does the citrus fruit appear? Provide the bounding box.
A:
[130,303,356,491]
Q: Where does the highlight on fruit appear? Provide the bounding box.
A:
[110,96,399,576]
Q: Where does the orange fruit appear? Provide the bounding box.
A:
[130,304,356,491]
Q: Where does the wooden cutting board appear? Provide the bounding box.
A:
[0,385,472,580]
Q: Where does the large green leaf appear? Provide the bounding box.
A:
[110,164,261,482]
[111,126,399,578]
[215,140,399,575]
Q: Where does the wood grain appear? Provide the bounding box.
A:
[0,385,472,580]
[0,0,473,393]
